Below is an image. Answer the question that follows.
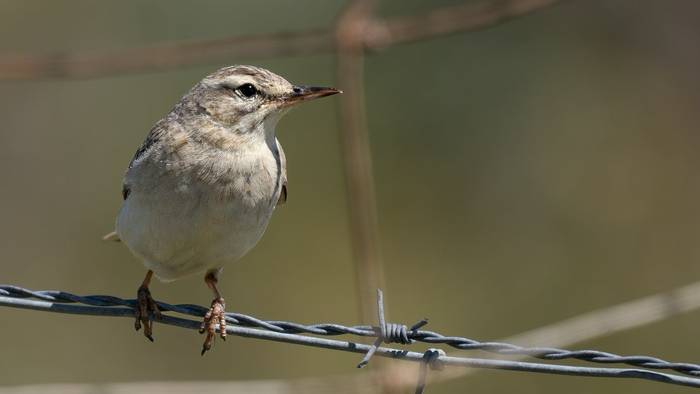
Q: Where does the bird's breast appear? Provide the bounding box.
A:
[117,139,283,280]
[203,146,281,210]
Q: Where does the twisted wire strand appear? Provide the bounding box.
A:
[2,285,700,382]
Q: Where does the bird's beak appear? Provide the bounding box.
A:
[281,86,342,106]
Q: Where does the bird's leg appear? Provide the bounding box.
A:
[199,270,227,355]
[134,270,161,342]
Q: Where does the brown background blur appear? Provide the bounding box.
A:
[2,1,700,393]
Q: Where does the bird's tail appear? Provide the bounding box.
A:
[102,231,121,242]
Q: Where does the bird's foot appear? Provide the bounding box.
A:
[199,297,226,355]
[134,285,161,342]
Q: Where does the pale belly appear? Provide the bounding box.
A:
[116,186,276,281]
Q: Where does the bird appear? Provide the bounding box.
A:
[105,65,340,354]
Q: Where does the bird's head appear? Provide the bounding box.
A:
[187,65,341,132]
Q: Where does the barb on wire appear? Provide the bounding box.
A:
[358,289,428,368]
[2,285,700,390]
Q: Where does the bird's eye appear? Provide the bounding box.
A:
[236,83,258,98]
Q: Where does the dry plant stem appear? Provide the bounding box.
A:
[0,0,564,80]
[335,0,386,326]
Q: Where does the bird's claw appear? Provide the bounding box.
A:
[134,285,161,342]
[200,297,226,355]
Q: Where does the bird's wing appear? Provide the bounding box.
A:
[108,120,169,241]
[121,120,169,201]
[276,137,288,206]
[128,121,168,169]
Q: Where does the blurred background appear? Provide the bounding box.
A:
[2,0,700,393]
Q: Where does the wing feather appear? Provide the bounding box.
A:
[276,138,288,206]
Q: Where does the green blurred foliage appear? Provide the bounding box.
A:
[2,1,700,393]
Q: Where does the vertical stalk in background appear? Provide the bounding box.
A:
[335,0,386,325]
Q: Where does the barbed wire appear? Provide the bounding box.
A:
[2,285,700,390]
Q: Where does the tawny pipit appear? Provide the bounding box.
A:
[106,65,340,354]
